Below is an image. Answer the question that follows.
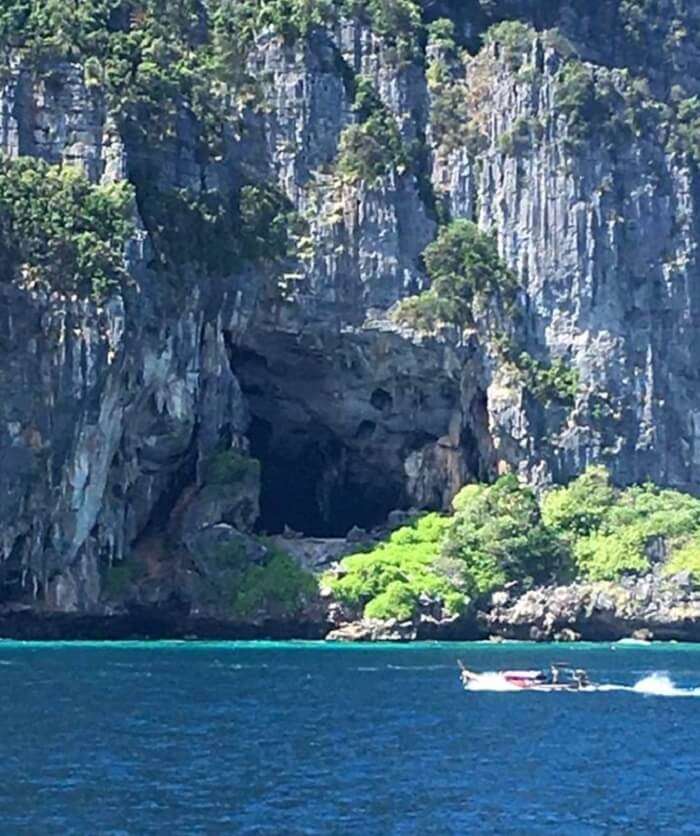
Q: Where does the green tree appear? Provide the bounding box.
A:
[442,475,567,596]
[324,513,466,621]
[572,530,649,582]
[665,538,700,580]
[394,220,517,330]
[675,97,700,162]
[337,76,406,184]
[541,466,616,538]
[0,155,134,299]
[482,20,535,70]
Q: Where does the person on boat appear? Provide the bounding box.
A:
[550,665,560,685]
[574,669,590,688]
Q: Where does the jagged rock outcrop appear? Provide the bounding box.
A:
[1,1,699,628]
[482,571,700,641]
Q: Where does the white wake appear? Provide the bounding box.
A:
[631,673,700,697]
[599,673,700,696]
[463,672,522,692]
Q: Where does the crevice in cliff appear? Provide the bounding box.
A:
[0,535,26,603]
[132,431,199,548]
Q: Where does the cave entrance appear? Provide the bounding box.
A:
[247,415,402,538]
[228,339,406,538]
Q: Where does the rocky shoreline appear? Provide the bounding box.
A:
[2,569,698,643]
[326,569,700,643]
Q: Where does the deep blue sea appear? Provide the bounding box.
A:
[2,641,700,834]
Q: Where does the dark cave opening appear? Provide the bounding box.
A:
[247,415,402,538]
[228,335,491,539]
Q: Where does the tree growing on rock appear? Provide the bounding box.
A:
[394,219,517,331]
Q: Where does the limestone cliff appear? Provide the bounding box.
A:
[0,0,699,627]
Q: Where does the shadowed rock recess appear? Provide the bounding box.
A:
[1,0,700,638]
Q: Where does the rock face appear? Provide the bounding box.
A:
[483,572,700,642]
[1,1,700,626]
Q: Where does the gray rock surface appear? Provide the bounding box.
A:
[483,574,700,641]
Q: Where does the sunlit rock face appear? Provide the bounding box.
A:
[0,0,698,616]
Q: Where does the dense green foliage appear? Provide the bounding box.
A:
[666,538,700,578]
[498,116,543,156]
[394,220,517,330]
[336,76,407,184]
[324,513,465,620]
[1,1,238,148]
[514,352,580,406]
[544,468,700,581]
[325,467,700,622]
[425,20,487,157]
[326,478,564,622]
[231,547,318,619]
[554,60,598,142]
[131,179,303,277]
[352,0,422,59]
[541,466,615,538]
[203,539,318,619]
[482,20,535,70]
[572,530,649,582]
[675,97,700,162]
[553,57,672,150]
[442,476,566,596]
[0,154,134,299]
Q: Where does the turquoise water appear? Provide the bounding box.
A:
[2,641,700,834]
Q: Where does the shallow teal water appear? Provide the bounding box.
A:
[2,640,700,834]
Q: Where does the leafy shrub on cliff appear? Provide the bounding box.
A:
[239,184,307,262]
[483,21,535,70]
[394,220,517,330]
[231,547,319,620]
[543,469,700,581]
[512,352,580,406]
[203,539,318,619]
[542,466,616,538]
[256,0,337,41]
[426,54,487,157]
[554,60,597,142]
[427,18,457,53]
[337,77,407,184]
[0,0,114,59]
[572,530,649,582]
[442,475,568,596]
[363,580,417,621]
[0,155,134,299]
[204,450,261,486]
[498,116,543,156]
[350,0,422,60]
[325,513,466,620]
[674,97,700,163]
[391,290,452,332]
[620,0,655,44]
[605,484,700,542]
[665,539,700,580]
[139,181,301,275]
